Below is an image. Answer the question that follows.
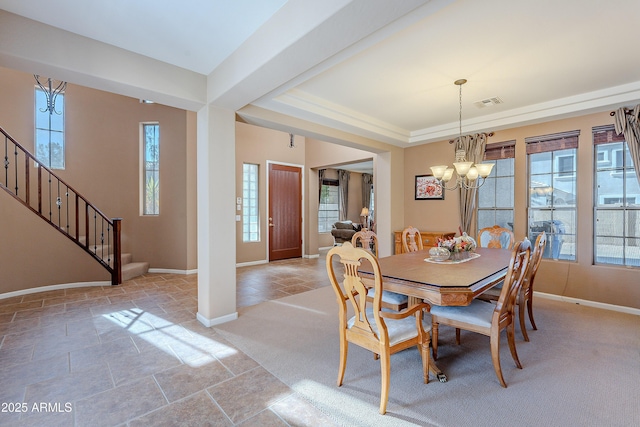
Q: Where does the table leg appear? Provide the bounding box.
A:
[430,359,447,382]
[410,296,448,383]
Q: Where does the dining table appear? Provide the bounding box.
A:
[358,247,513,382]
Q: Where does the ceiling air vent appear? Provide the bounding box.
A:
[474,97,503,108]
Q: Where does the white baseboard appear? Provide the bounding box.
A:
[304,254,320,259]
[236,260,268,268]
[197,311,238,327]
[535,291,640,316]
[148,268,197,275]
[0,281,109,300]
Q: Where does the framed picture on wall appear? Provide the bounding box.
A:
[415,175,444,200]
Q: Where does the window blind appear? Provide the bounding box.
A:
[525,130,580,154]
[592,124,625,145]
[484,140,516,160]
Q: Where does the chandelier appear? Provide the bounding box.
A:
[430,79,493,190]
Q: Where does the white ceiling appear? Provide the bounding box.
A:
[0,0,288,75]
[2,0,640,147]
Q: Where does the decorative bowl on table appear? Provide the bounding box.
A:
[437,233,477,260]
[428,246,450,262]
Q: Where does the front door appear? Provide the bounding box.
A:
[268,163,302,261]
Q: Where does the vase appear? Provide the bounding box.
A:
[449,251,471,261]
[429,246,450,262]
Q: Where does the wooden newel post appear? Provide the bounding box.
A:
[112,218,122,285]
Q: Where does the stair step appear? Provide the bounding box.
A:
[80,237,149,282]
[122,262,150,281]
[121,253,133,265]
[107,253,133,268]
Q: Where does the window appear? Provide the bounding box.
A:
[477,140,515,233]
[35,87,65,169]
[556,154,575,177]
[142,123,160,215]
[369,185,375,223]
[319,179,339,232]
[242,163,260,242]
[593,125,640,267]
[526,131,579,260]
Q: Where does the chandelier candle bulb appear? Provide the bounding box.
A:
[453,161,473,177]
[442,168,455,182]
[466,166,479,180]
[475,163,494,178]
[430,165,448,179]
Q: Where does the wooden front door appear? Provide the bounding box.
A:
[268,163,302,261]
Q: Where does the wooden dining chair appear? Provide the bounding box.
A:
[326,242,432,414]
[352,228,378,255]
[479,232,546,341]
[430,239,531,388]
[402,226,423,253]
[478,225,515,250]
[352,230,408,311]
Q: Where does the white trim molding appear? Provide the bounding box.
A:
[236,260,268,268]
[535,291,640,316]
[0,281,108,300]
[197,311,238,327]
[148,268,198,275]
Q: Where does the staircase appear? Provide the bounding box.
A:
[1,126,148,285]
[80,236,150,282]
[121,253,150,281]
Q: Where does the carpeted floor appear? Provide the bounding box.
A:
[215,286,640,427]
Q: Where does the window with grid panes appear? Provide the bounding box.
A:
[35,87,65,169]
[526,131,579,260]
[242,163,260,242]
[142,123,160,215]
[477,140,515,233]
[593,125,640,266]
[319,179,339,232]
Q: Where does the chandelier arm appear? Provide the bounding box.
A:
[435,176,487,191]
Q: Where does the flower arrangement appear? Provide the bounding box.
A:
[437,233,477,253]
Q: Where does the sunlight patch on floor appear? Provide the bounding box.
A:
[101,308,238,366]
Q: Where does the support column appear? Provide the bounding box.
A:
[196,104,237,326]
[375,150,404,257]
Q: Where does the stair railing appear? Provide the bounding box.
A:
[1,126,121,285]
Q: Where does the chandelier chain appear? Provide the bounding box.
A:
[459,81,462,140]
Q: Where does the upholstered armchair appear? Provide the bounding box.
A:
[330,220,361,244]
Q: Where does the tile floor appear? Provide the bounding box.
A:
[0,251,338,427]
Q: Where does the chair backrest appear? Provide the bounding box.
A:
[523,232,547,295]
[493,239,531,323]
[402,226,423,253]
[478,225,515,249]
[326,242,387,344]
[351,229,378,256]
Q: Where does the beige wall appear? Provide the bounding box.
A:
[234,122,306,264]
[7,65,634,309]
[0,67,196,293]
[234,125,377,263]
[404,111,640,309]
